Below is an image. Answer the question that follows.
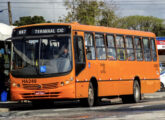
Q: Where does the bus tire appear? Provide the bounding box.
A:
[133,80,141,103]
[80,82,97,107]
[122,80,141,103]
[161,82,164,90]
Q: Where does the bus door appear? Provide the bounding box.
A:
[74,36,86,76]
[73,35,88,98]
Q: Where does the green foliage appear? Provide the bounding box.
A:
[100,7,118,27]
[59,0,165,36]
[59,0,118,26]
[116,16,164,36]
[14,16,51,26]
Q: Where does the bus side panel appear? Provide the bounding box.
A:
[75,82,89,98]
[141,80,160,93]
[117,80,133,95]
[75,61,98,98]
[140,62,160,93]
[98,81,133,97]
[98,81,118,96]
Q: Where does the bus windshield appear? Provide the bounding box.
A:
[12,35,72,77]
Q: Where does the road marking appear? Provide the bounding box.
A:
[32,113,59,117]
[129,105,149,108]
[53,108,70,112]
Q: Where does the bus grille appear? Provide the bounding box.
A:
[23,82,59,90]
[21,92,60,99]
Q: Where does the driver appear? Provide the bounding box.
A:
[60,48,69,58]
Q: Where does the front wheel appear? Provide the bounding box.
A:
[80,82,98,107]
[88,82,95,107]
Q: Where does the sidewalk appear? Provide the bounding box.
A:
[144,91,165,99]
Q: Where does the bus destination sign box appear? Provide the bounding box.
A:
[12,25,71,37]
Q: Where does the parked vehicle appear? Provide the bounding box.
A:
[160,63,165,89]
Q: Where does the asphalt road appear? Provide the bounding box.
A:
[0,92,165,120]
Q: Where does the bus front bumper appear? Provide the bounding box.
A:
[10,83,75,101]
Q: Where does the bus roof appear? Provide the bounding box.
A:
[14,22,156,38]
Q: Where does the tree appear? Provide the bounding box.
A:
[99,5,118,27]
[59,0,118,26]
[159,22,165,36]
[116,15,164,36]
[14,16,51,26]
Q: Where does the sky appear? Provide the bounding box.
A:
[0,0,165,25]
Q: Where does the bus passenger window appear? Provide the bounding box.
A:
[125,36,135,61]
[134,37,143,61]
[85,33,96,60]
[95,34,106,60]
[151,38,157,61]
[107,35,116,60]
[143,38,151,61]
[116,35,126,60]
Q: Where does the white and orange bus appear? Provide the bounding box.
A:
[10,22,160,107]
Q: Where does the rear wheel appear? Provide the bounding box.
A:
[133,80,141,103]
[122,80,141,103]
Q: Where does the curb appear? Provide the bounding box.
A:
[0,101,18,104]
[0,108,9,112]
[144,92,165,99]
[144,96,164,99]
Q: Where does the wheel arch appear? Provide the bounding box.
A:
[134,76,141,88]
[90,77,98,97]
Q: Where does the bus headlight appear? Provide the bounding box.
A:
[12,83,20,87]
[61,79,72,86]
[12,83,17,87]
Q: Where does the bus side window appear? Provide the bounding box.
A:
[125,36,135,61]
[151,38,157,61]
[116,35,126,60]
[106,34,116,60]
[84,33,96,60]
[95,34,106,60]
[134,37,143,61]
[143,38,151,61]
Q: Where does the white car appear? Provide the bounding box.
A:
[160,63,165,89]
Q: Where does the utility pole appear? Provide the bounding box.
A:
[72,0,75,22]
[8,1,12,25]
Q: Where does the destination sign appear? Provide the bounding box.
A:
[32,28,65,34]
[12,25,71,37]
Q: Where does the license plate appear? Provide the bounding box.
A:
[35,91,45,95]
